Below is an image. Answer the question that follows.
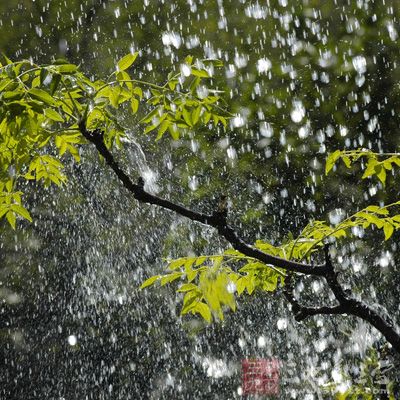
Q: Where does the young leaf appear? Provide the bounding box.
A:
[131,97,139,114]
[28,88,56,106]
[177,283,198,292]
[325,150,341,175]
[193,302,212,323]
[383,222,394,240]
[140,275,161,289]
[44,108,64,122]
[10,204,32,222]
[6,211,16,229]
[117,53,138,71]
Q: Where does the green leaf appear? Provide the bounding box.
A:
[182,108,192,126]
[10,204,32,222]
[383,222,394,240]
[195,256,207,266]
[236,277,247,296]
[2,54,12,65]
[325,150,341,175]
[181,291,201,314]
[168,125,180,140]
[144,124,158,134]
[133,87,143,99]
[117,70,132,90]
[117,52,138,71]
[341,155,352,168]
[49,73,61,95]
[160,272,182,286]
[44,108,64,122]
[5,179,13,192]
[56,64,78,74]
[28,88,56,106]
[365,205,388,215]
[376,165,386,185]
[184,55,193,65]
[192,106,202,125]
[131,97,139,114]
[168,258,186,270]
[193,302,212,323]
[362,158,378,179]
[140,107,160,124]
[6,211,16,229]
[191,69,209,78]
[140,275,161,289]
[177,283,198,292]
[156,120,170,140]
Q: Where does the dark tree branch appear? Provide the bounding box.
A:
[283,247,400,353]
[79,125,327,276]
[80,125,400,354]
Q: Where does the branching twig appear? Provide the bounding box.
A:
[80,125,400,354]
[79,124,327,276]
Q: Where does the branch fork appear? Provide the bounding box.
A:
[80,126,400,354]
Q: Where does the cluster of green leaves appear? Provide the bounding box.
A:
[141,152,400,326]
[140,198,400,323]
[295,201,400,255]
[140,249,285,323]
[326,149,400,185]
[140,56,229,140]
[0,54,227,229]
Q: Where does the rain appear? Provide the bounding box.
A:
[1,0,400,399]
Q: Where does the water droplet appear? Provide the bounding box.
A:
[257,336,266,348]
[277,318,287,330]
[257,58,272,74]
[260,122,273,137]
[352,55,367,74]
[67,335,77,346]
[290,101,305,123]
[180,63,191,77]
[162,32,182,49]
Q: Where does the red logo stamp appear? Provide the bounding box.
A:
[241,358,280,396]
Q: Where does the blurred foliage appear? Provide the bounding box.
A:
[323,347,399,399]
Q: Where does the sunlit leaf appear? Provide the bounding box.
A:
[140,275,161,289]
[117,52,138,71]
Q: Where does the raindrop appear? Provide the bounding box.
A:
[180,63,191,77]
[67,335,77,346]
[162,31,182,48]
[352,55,367,74]
[290,101,305,123]
[245,4,267,19]
[232,114,245,128]
[257,336,267,348]
[277,318,287,330]
[256,57,272,74]
[260,122,273,137]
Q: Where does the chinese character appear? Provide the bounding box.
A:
[242,358,280,396]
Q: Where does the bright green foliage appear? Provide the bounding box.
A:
[139,56,229,140]
[140,250,285,323]
[0,54,227,229]
[326,149,400,185]
[141,199,400,322]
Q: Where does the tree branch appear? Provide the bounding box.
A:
[79,125,327,276]
[80,126,400,354]
[283,248,400,354]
